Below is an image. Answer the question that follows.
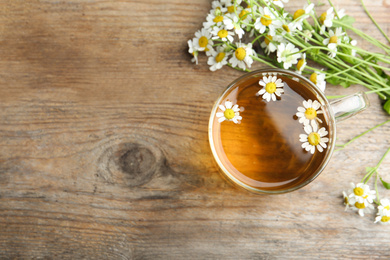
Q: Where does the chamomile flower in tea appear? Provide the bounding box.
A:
[256,75,284,102]
[216,100,242,124]
[299,121,329,154]
[296,99,323,126]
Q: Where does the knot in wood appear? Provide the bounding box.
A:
[97,137,164,188]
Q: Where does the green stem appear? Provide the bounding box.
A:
[335,120,390,149]
[360,0,390,44]
[251,55,278,68]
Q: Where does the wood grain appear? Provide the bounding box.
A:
[0,0,389,259]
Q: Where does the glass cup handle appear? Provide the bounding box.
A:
[329,91,370,122]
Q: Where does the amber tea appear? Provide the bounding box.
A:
[209,70,334,193]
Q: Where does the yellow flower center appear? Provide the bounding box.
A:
[305,108,317,120]
[265,82,277,94]
[355,202,366,209]
[381,216,390,222]
[239,10,248,19]
[260,15,272,26]
[215,52,225,63]
[282,24,290,32]
[297,58,305,71]
[353,187,364,196]
[310,73,317,84]
[344,196,349,205]
[218,29,228,39]
[235,47,246,61]
[198,36,208,48]
[308,132,320,146]
[264,35,273,45]
[213,15,224,23]
[227,6,235,13]
[385,205,390,210]
[319,12,327,25]
[224,108,235,120]
[329,35,338,44]
[293,9,305,20]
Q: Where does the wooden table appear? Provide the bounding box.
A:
[1,0,389,259]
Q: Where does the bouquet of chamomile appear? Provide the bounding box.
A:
[188,0,390,111]
[188,0,390,224]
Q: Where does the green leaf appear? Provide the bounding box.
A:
[326,75,341,85]
[383,100,390,115]
[337,15,355,30]
[340,81,352,88]
[380,176,390,189]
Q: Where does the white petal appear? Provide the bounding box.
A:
[302,142,310,149]
[271,94,276,101]
[312,100,321,110]
[299,134,308,140]
[297,106,306,113]
[310,146,315,154]
[304,125,312,134]
[216,112,224,117]
[257,89,266,95]
[219,105,226,111]
[311,120,318,132]
[232,104,239,111]
[225,101,233,109]
[218,117,226,122]
[317,145,323,152]
[259,80,266,87]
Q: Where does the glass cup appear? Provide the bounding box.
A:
[208,69,369,194]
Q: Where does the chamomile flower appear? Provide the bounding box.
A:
[216,100,242,124]
[302,29,314,42]
[281,22,299,36]
[224,14,245,39]
[299,121,329,154]
[377,198,390,215]
[292,4,315,30]
[203,12,225,29]
[296,53,307,74]
[343,191,350,210]
[260,34,282,55]
[211,25,234,43]
[207,46,230,71]
[211,1,228,14]
[224,1,243,15]
[276,42,301,69]
[296,99,323,126]
[265,0,289,8]
[187,39,198,64]
[375,210,390,225]
[293,3,315,21]
[237,7,253,25]
[254,7,282,35]
[309,71,326,92]
[229,42,255,70]
[193,28,214,52]
[318,7,335,33]
[348,182,376,204]
[350,197,374,217]
[375,199,390,224]
[256,75,284,102]
[323,27,344,58]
